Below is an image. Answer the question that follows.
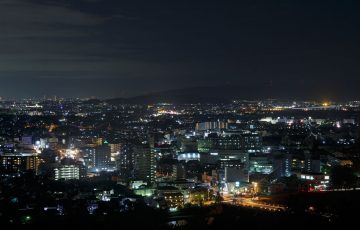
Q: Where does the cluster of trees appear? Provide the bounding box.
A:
[331,165,359,189]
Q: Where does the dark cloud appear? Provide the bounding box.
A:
[0,0,359,99]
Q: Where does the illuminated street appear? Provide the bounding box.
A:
[222,194,286,211]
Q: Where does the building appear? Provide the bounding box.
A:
[224,167,249,183]
[220,159,244,169]
[117,144,135,179]
[250,156,273,174]
[290,157,305,173]
[54,165,80,180]
[195,121,228,131]
[272,153,292,178]
[80,147,96,169]
[177,152,200,162]
[172,163,186,180]
[76,161,87,179]
[197,138,216,153]
[217,150,249,169]
[95,144,111,171]
[179,137,198,152]
[189,187,212,205]
[242,132,262,153]
[94,138,103,146]
[110,143,121,154]
[217,135,243,150]
[299,172,330,191]
[157,186,185,209]
[218,133,262,153]
[48,137,59,150]
[134,144,156,185]
[304,152,321,173]
[0,152,41,174]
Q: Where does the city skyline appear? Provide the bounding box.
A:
[0,98,359,228]
[1,0,360,99]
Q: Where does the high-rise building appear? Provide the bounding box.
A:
[273,153,292,178]
[117,144,135,179]
[95,144,111,171]
[305,152,321,173]
[134,144,156,185]
[80,147,96,169]
[76,161,87,179]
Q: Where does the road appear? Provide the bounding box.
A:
[222,194,286,211]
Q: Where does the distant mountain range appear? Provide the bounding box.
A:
[107,86,234,104]
[104,84,351,104]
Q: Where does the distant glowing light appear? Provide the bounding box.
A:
[153,110,181,116]
[169,207,178,212]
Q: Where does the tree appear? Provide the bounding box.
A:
[331,166,357,189]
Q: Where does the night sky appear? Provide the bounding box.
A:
[1,0,359,99]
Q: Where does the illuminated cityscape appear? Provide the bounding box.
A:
[1,0,360,229]
[1,98,360,228]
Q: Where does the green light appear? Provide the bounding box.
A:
[20,215,32,224]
